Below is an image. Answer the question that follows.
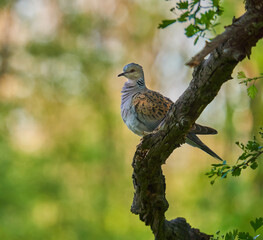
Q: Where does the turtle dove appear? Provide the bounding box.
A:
[118,63,222,161]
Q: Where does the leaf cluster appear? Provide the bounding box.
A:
[159,0,223,44]
[206,129,263,185]
[211,217,263,240]
[237,71,263,99]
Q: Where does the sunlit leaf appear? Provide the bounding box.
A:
[247,84,258,99]
[237,71,246,79]
[158,19,177,29]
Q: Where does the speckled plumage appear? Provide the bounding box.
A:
[118,63,222,161]
[132,90,173,129]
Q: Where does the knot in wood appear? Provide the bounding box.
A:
[179,117,190,128]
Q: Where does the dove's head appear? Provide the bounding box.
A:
[118,63,144,81]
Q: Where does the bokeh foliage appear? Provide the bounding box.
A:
[0,0,262,240]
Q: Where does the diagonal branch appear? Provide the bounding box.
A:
[187,9,263,67]
[131,4,263,240]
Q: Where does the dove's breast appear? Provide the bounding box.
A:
[121,85,149,136]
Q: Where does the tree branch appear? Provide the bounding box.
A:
[131,3,263,240]
[187,6,263,67]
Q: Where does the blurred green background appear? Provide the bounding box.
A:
[0,0,262,239]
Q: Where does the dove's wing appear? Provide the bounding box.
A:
[132,90,173,132]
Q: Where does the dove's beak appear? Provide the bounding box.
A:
[118,72,125,77]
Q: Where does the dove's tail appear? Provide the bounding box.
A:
[186,133,223,161]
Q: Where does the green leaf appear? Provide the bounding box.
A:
[217,8,224,16]
[185,24,199,37]
[158,19,177,29]
[212,163,224,167]
[232,168,241,176]
[194,35,200,45]
[250,162,258,170]
[239,152,248,160]
[237,71,246,79]
[212,0,220,7]
[200,10,216,28]
[225,229,239,240]
[250,218,263,232]
[247,140,259,151]
[247,84,258,99]
[238,232,253,240]
[176,1,189,10]
[178,11,190,22]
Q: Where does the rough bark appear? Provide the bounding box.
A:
[131,2,263,240]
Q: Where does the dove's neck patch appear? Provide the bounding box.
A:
[136,78,145,87]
